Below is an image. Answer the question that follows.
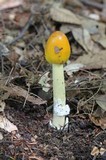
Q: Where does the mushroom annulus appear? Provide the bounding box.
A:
[45,31,71,130]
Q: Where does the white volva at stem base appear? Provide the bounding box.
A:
[50,116,69,130]
[51,64,69,130]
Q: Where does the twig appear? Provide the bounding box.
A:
[8,14,34,45]
[80,0,103,10]
[78,81,102,108]
[5,67,15,85]
[23,83,30,108]
[0,82,46,105]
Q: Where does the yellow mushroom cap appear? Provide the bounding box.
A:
[45,31,71,64]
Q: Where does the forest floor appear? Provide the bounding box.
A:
[0,0,106,160]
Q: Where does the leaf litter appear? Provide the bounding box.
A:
[0,0,106,160]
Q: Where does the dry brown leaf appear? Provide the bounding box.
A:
[0,83,46,105]
[60,15,105,35]
[50,5,81,25]
[91,146,100,156]
[72,28,94,53]
[38,72,51,92]
[96,94,106,111]
[78,16,105,35]
[75,50,106,68]
[64,63,84,76]
[91,146,106,156]
[9,85,46,105]
[0,0,23,10]
[89,114,106,129]
[0,115,18,132]
[100,148,106,155]
[92,35,106,49]
[93,107,105,118]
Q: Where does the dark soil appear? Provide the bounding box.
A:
[0,105,105,160]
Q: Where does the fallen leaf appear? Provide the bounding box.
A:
[9,85,46,105]
[64,63,85,76]
[75,50,106,68]
[50,5,81,25]
[72,28,94,53]
[92,35,106,48]
[89,113,106,129]
[78,15,105,35]
[0,83,46,105]
[96,94,106,111]
[38,72,51,92]
[91,146,99,156]
[0,115,18,132]
[91,146,106,156]
[93,107,105,118]
[100,148,106,155]
[0,0,23,11]
[60,15,105,35]
[88,13,100,21]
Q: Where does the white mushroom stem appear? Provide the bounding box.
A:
[51,64,70,130]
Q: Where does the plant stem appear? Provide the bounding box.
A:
[52,64,66,129]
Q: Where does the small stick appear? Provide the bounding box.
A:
[9,14,34,45]
[80,0,103,10]
[23,83,30,108]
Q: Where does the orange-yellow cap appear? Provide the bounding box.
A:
[45,31,71,64]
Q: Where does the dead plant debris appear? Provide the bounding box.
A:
[0,0,106,160]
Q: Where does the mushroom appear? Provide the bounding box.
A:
[45,31,71,130]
